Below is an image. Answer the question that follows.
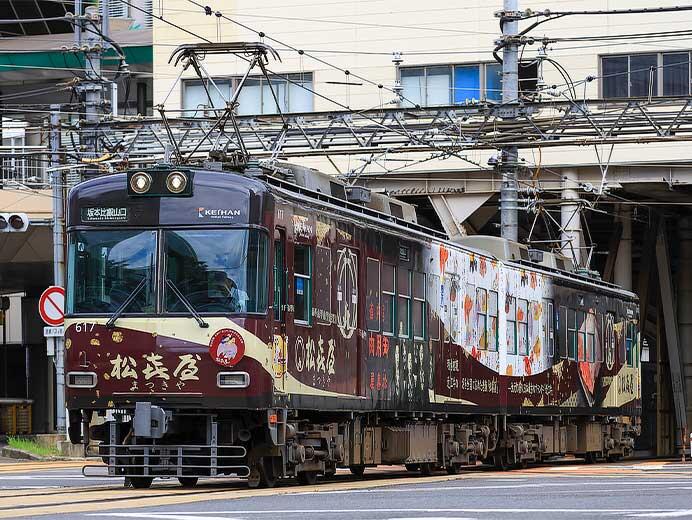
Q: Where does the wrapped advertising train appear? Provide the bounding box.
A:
[64,161,640,488]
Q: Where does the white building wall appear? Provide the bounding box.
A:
[152,0,692,172]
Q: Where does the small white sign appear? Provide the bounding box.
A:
[43,326,64,337]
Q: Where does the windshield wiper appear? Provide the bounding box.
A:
[166,279,209,328]
[106,277,148,329]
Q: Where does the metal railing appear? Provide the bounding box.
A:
[0,146,50,187]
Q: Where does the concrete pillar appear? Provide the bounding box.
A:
[615,205,633,291]
[677,217,692,431]
[560,171,582,267]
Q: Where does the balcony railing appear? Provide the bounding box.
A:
[0,146,50,187]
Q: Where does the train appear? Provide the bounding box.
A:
[64,161,640,488]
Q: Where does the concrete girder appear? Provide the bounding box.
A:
[429,193,493,241]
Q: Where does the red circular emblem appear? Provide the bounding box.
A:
[209,329,245,367]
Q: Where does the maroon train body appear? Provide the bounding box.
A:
[64,163,640,487]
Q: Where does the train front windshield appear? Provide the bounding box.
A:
[67,229,268,315]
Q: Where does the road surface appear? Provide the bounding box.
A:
[2,459,692,519]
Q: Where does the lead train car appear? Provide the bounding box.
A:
[64,164,640,488]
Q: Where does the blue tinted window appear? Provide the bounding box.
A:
[485,63,502,101]
[454,65,480,103]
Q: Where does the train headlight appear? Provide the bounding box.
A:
[129,171,152,194]
[166,171,188,194]
[67,371,97,388]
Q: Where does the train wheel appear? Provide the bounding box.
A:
[493,454,509,471]
[419,463,434,476]
[296,470,319,485]
[129,477,153,489]
[405,464,420,472]
[349,465,365,478]
[178,477,198,488]
[259,458,278,488]
[514,459,528,470]
[584,452,596,464]
[446,463,462,475]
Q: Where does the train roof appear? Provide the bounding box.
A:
[68,162,637,301]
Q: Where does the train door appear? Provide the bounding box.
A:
[272,228,287,392]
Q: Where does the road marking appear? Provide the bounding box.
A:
[0,475,117,480]
[293,480,692,494]
[89,508,687,517]
[91,516,241,520]
[629,512,692,518]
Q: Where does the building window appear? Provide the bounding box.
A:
[182,79,231,117]
[182,73,313,117]
[294,244,311,325]
[602,52,692,99]
[401,63,502,107]
[382,264,395,335]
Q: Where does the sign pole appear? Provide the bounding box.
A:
[2,308,6,398]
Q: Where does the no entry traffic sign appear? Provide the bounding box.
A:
[39,286,65,326]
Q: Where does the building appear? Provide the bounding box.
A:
[0,0,152,434]
[2,0,692,454]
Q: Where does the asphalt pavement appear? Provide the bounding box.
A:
[2,459,692,519]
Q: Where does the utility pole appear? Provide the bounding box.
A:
[499,0,520,242]
[49,105,66,434]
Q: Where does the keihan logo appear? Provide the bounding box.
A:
[198,207,242,219]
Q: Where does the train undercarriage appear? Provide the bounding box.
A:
[77,403,639,488]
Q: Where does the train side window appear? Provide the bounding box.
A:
[413,271,426,340]
[596,314,604,363]
[476,288,488,350]
[567,308,577,360]
[428,274,440,341]
[517,298,529,355]
[577,310,586,361]
[447,275,460,343]
[604,313,615,368]
[382,264,395,335]
[543,300,555,358]
[273,230,286,322]
[626,320,635,367]
[586,311,596,362]
[294,244,312,325]
[366,258,381,332]
[559,305,567,358]
[397,268,412,338]
[314,246,332,325]
[488,291,499,351]
[507,296,517,355]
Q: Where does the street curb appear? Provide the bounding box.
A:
[0,446,43,461]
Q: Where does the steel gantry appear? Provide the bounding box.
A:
[76,96,692,166]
